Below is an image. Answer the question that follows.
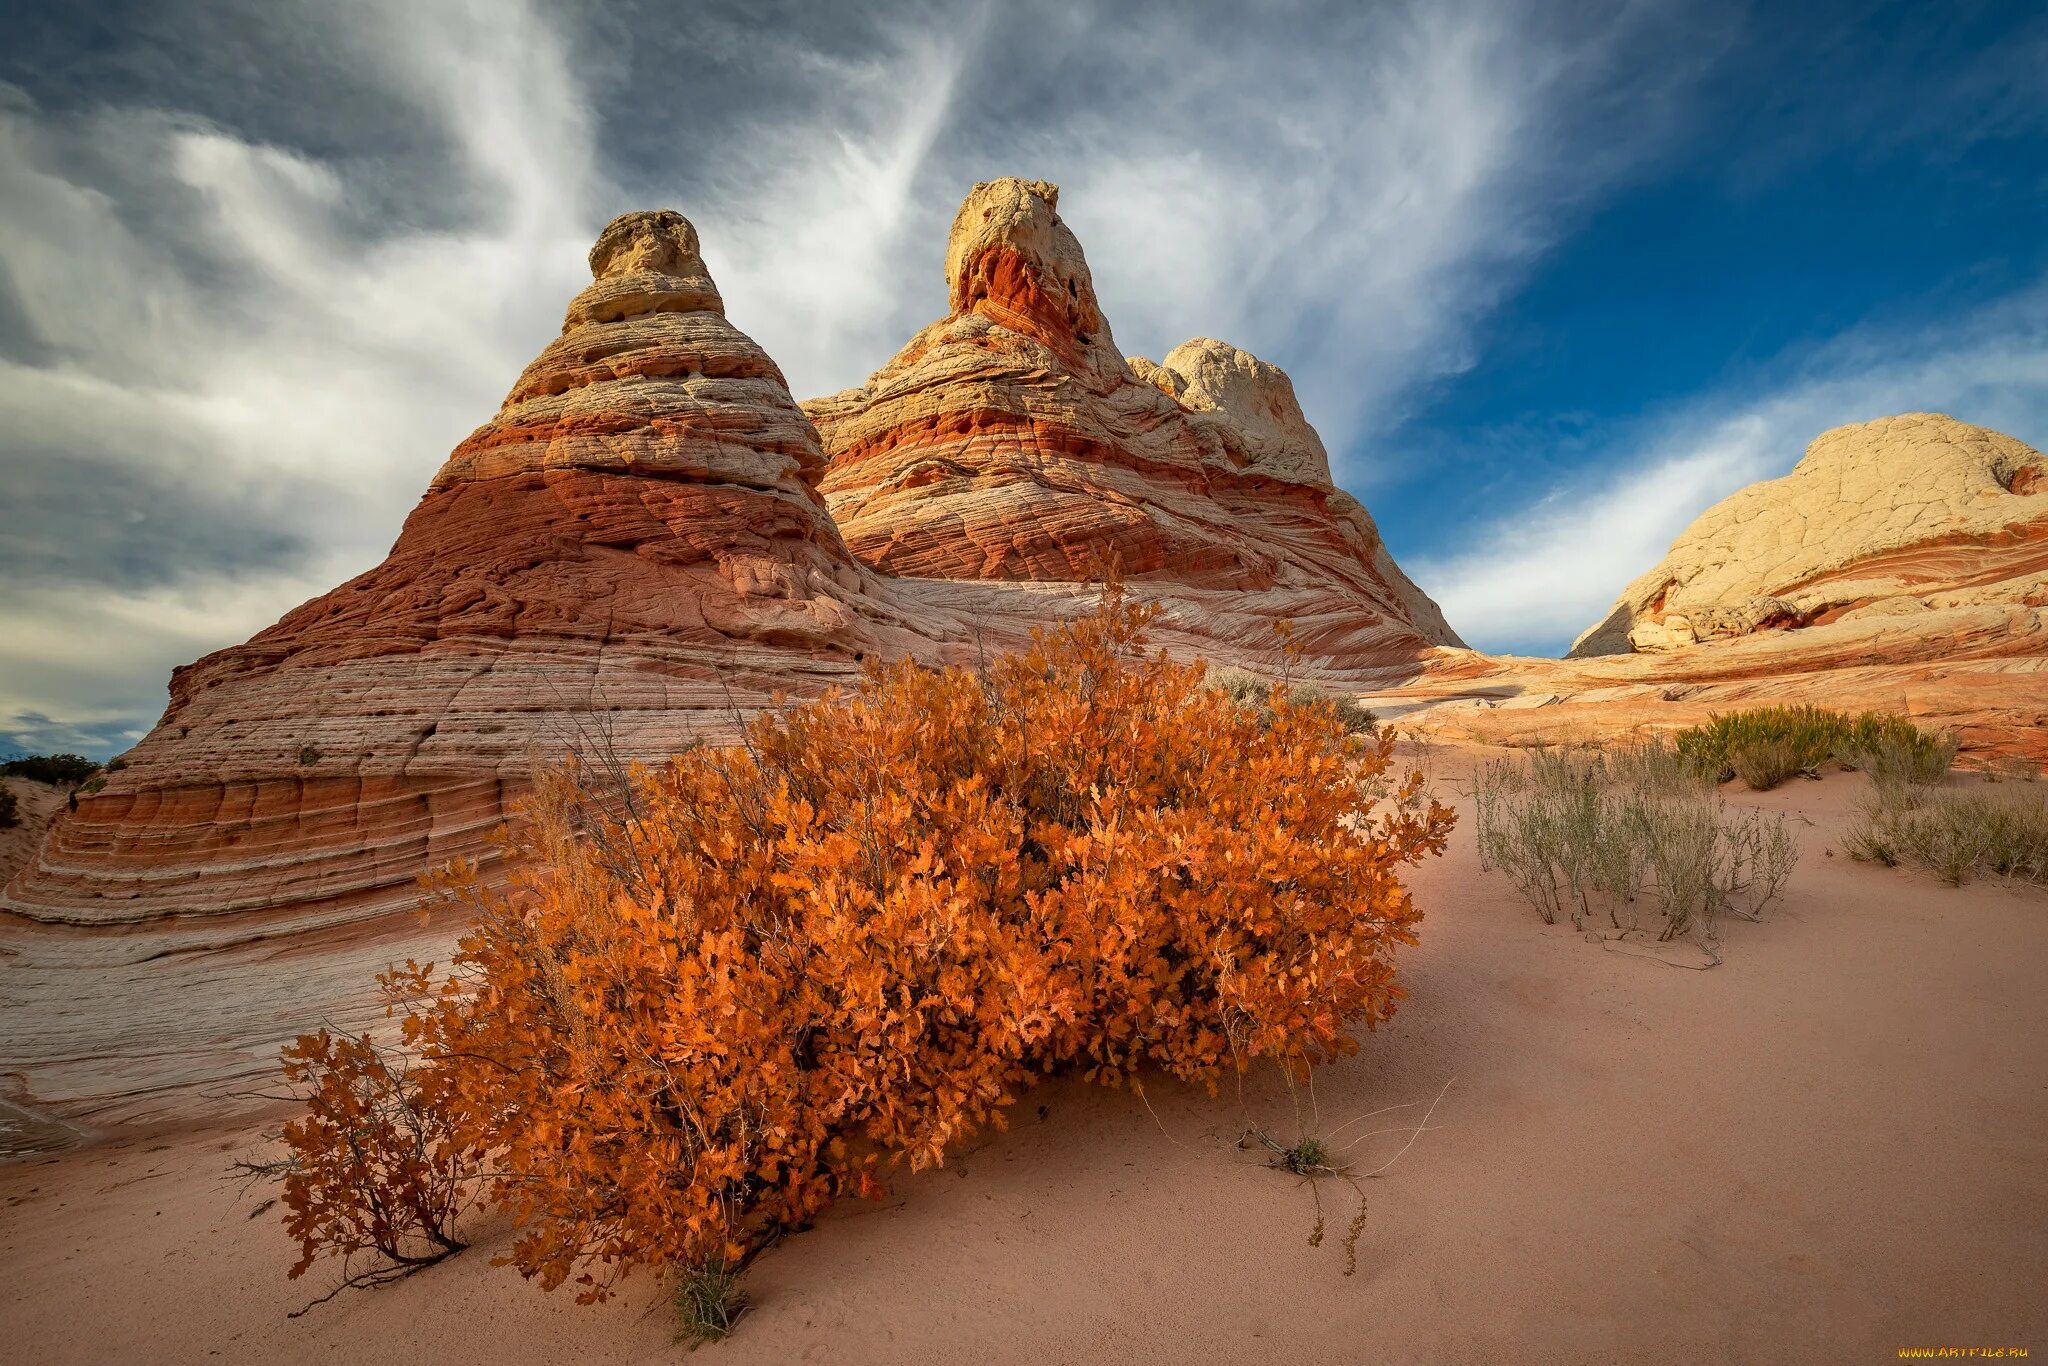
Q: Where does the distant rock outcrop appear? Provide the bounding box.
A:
[1570,414,2048,657]
[805,177,1462,665]
[1363,414,2047,763]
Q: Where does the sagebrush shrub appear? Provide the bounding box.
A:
[0,784,16,829]
[1727,736,1808,791]
[1845,778,2048,886]
[1473,739,1797,957]
[1838,729,1958,790]
[1205,668,1377,734]
[263,591,1453,1308]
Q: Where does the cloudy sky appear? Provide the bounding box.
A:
[2,0,2045,756]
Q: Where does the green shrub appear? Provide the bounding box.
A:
[0,785,17,830]
[1675,707,1954,790]
[0,753,102,787]
[1838,728,1958,792]
[1472,739,1797,961]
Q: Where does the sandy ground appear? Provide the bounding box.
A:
[2,762,2043,1365]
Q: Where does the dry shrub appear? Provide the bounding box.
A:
[1980,755,2041,784]
[1472,739,1797,960]
[260,591,1453,1310]
[1206,668,1377,734]
[1727,736,1808,792]
[1845,775,2048,887]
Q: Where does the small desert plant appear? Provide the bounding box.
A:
[1838,728,1958,792]
[1241,1073,1449,1279]
[1676,706,1953,790]
[673,1261,748,1346]
[1727,736,1809,791]
[1845,781,2048,886]
[1473,738,1798,959]
[1206,668,1376,735]
[0,785,17,829]
[297,745,322,766]
[1278,1134,1333,1176]
[1979,755,2040,784]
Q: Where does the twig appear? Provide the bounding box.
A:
[1357,1076,1453,1178]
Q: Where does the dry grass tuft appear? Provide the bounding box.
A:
[1472,739,1797,961]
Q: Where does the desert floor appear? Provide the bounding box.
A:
[3,756,2043,1365]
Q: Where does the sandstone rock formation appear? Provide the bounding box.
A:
[0,778,66,894]
[1571,414,2048,657]
[14,180,2045,1145]
[1364,415,2048,762]
[0,211,952,1127]
[805,177,1462,670]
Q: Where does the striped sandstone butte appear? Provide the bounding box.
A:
[0,210,954,1126]
[804,177,1464,672]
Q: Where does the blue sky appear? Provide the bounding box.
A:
[1,0,2045,757]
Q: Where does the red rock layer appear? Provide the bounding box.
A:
[806,177,1463,668]
[0,211,962,1125]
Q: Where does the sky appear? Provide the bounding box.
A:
[1,0,2045,758]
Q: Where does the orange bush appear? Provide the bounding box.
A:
[239,1030,474,1304]
[270,592,1454,1305]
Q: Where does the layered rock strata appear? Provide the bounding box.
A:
[1368,415,2048,762]
[806,177,1462,672]
[1571,414,2048,657]
[0,212,951,1126]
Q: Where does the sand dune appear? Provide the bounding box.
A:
[3,753,2041,1364]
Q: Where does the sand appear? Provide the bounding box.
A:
[2,758,2043,1364]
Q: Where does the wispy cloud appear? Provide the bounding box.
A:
[683,5,995,397]
[4,0,2040,753]
[1414,282,2048,654]
[0,0,597,753]
[2,0,1706,753]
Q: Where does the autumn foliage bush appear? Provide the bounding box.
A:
[261,593,1453,1310]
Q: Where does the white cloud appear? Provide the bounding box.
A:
[686,7,995,398]
[6,0,1693,751]
[1413,284,2048,654]
[9,0,2033,748]
[0,0,599,751]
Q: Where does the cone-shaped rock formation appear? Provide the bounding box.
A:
[0,211,953,1124]
[6,209,925,933]
[805,177,1462,666]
